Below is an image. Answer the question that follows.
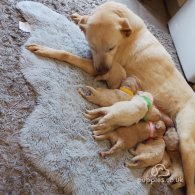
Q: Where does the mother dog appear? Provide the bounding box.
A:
[26,2,195,194]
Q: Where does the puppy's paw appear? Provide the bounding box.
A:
[129,148,137,156]
[91,123,111,135]
[124,159,140,168]
[99,151,107,158]
[93,135,99,141]
[124,162,129,167]
[91,123,106,131]
[93,134,107,141]
[84,108,105,120]
[85,108,107,120]
[78,86,98,104]
[93,130,105,136]
[167,173,185,189]
[170,180,185,190]
[91,117,103,124]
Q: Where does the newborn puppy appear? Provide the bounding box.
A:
[95,62,127,89]
[125,138,165,168]
[141,151,171,183]
[78,76,140,107]
[164,128,185,189]
[85,91,153,135]
[93,120,166,158]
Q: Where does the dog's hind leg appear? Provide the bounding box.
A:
[176,101,195,195]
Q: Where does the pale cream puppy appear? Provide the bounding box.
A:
[141,151,171,183]
[126,138,165,169]
[85,91,153,135]
[142,128,185,189]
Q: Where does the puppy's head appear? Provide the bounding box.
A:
[137,91,153,104]
[146,106,161,122]
[154,120,166,137]
[72,2,144,75]
[105,62,127,89]
[121,76,142,94]
[164,128,179,151]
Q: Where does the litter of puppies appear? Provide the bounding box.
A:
[79,75,185,189]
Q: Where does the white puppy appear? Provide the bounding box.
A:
[85,91,153,135]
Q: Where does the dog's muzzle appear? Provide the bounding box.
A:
[96,64,109,75]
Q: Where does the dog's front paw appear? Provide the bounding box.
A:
[26,44,50,56]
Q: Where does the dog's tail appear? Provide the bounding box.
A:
[176,99,195,195]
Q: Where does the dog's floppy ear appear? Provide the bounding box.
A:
[119,18,132,37]
[71,13,88,33]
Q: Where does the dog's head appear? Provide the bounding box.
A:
[72,2,144,75]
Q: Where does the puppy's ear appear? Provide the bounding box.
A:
[71,13,88,33]
[119,18,132,37]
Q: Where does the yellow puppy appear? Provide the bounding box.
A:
[126,138,165,169]
[94,120,165,158]
[78,76,142,106]
[85,91,153,135]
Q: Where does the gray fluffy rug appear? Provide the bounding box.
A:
[17,1,182,194]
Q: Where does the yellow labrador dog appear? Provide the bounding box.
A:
[26,2,195,194]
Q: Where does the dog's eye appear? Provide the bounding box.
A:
[107,46,115,52]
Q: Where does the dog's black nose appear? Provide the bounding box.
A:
[97,65,109,75]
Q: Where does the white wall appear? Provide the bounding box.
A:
[169,0,195,83]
